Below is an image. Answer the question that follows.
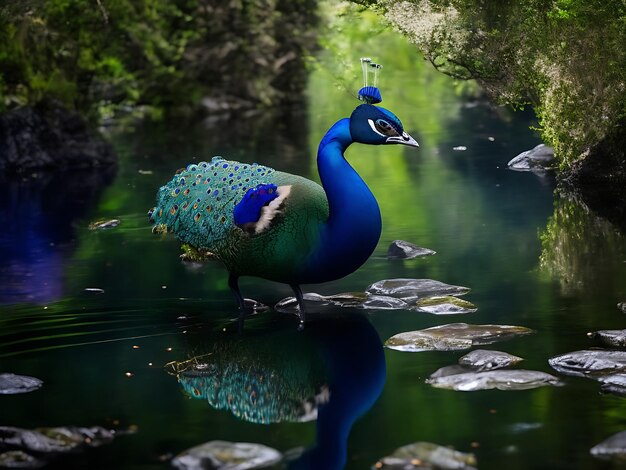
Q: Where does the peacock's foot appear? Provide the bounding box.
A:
[239,298,269,316]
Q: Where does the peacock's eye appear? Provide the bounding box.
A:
[374,119,399,137]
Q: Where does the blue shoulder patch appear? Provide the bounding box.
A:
[233,183,279,227]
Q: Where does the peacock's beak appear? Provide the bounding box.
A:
[386,132,419,148]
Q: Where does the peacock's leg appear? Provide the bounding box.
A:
[228,274,246,312]
[290,284,306,329]
[228,274,247,331]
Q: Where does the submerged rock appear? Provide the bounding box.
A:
[372,441,477,470]
[171,440,282,470]
[588,329,626,348]
[0,426,114,454]
[0,450,45,469]
[507,144,555,172]
[599,374,626,396]
[0,374,43,395]
[276,281,476,315]
[387,240,436,259]
[548,350,626,378]
[428,365,470,379]
[367,279,470,300]
[458,349,524,371]
[385,323,534,352]
[274,292,367,314]
[35,427,114,448]
[0,427,79,454]
[411,296,477,315]
[362,296,409,310]
[426,370,561,391]
[88,219,120,230]
[590,430,626,460]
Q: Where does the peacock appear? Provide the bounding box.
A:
[149,59,419,326]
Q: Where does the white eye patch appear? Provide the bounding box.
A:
[368,119,386,137]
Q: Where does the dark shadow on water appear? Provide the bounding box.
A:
[171,312,386,470]
[0,167,116,304]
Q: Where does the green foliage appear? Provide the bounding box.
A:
[0,0,318,120]
[360,0,626,167]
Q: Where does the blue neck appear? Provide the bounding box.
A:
[299,118,382,283]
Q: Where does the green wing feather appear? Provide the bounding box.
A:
[152,157,276,248]
[151,156,329,282]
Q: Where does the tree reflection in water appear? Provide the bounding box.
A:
[540,194,626,297]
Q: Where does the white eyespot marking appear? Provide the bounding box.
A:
[368,119,386,137]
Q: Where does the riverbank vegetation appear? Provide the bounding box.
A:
[0,0,317,121]
[353,0,625,178]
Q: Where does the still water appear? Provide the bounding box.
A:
[2,5,626,470]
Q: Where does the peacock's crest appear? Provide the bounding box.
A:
[357,57,382,104]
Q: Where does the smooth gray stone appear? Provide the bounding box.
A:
[0,451,45,469]
[385,323,534,352]
[0,426,114,454]
[367,279,470,300]
[387,240,436,259]
[0,374,43,395]
[325,292,368,307]
[0,427,80,454]
[171,440,282,470]
[507,144,555,171]
[428,365,472,379]
[589,329,626,347]
[426,370,561,391]
[458,349,524,371]
[275,293,332,314]
[361,295,409,310]
[591,430,626,460]
[88,219,120,230]
[411,296,477,315]
[36,427,115,448]
[371,441,477,470]
[548,349,626,378]
[275,292,367,314]
[0,426,115,455]
[599,374,626,395]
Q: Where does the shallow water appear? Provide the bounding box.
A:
[2,5,626,470]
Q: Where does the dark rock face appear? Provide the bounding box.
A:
[559,118,626,231]
[0,101,116,172]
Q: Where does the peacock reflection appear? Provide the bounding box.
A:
[170,312,386,469]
